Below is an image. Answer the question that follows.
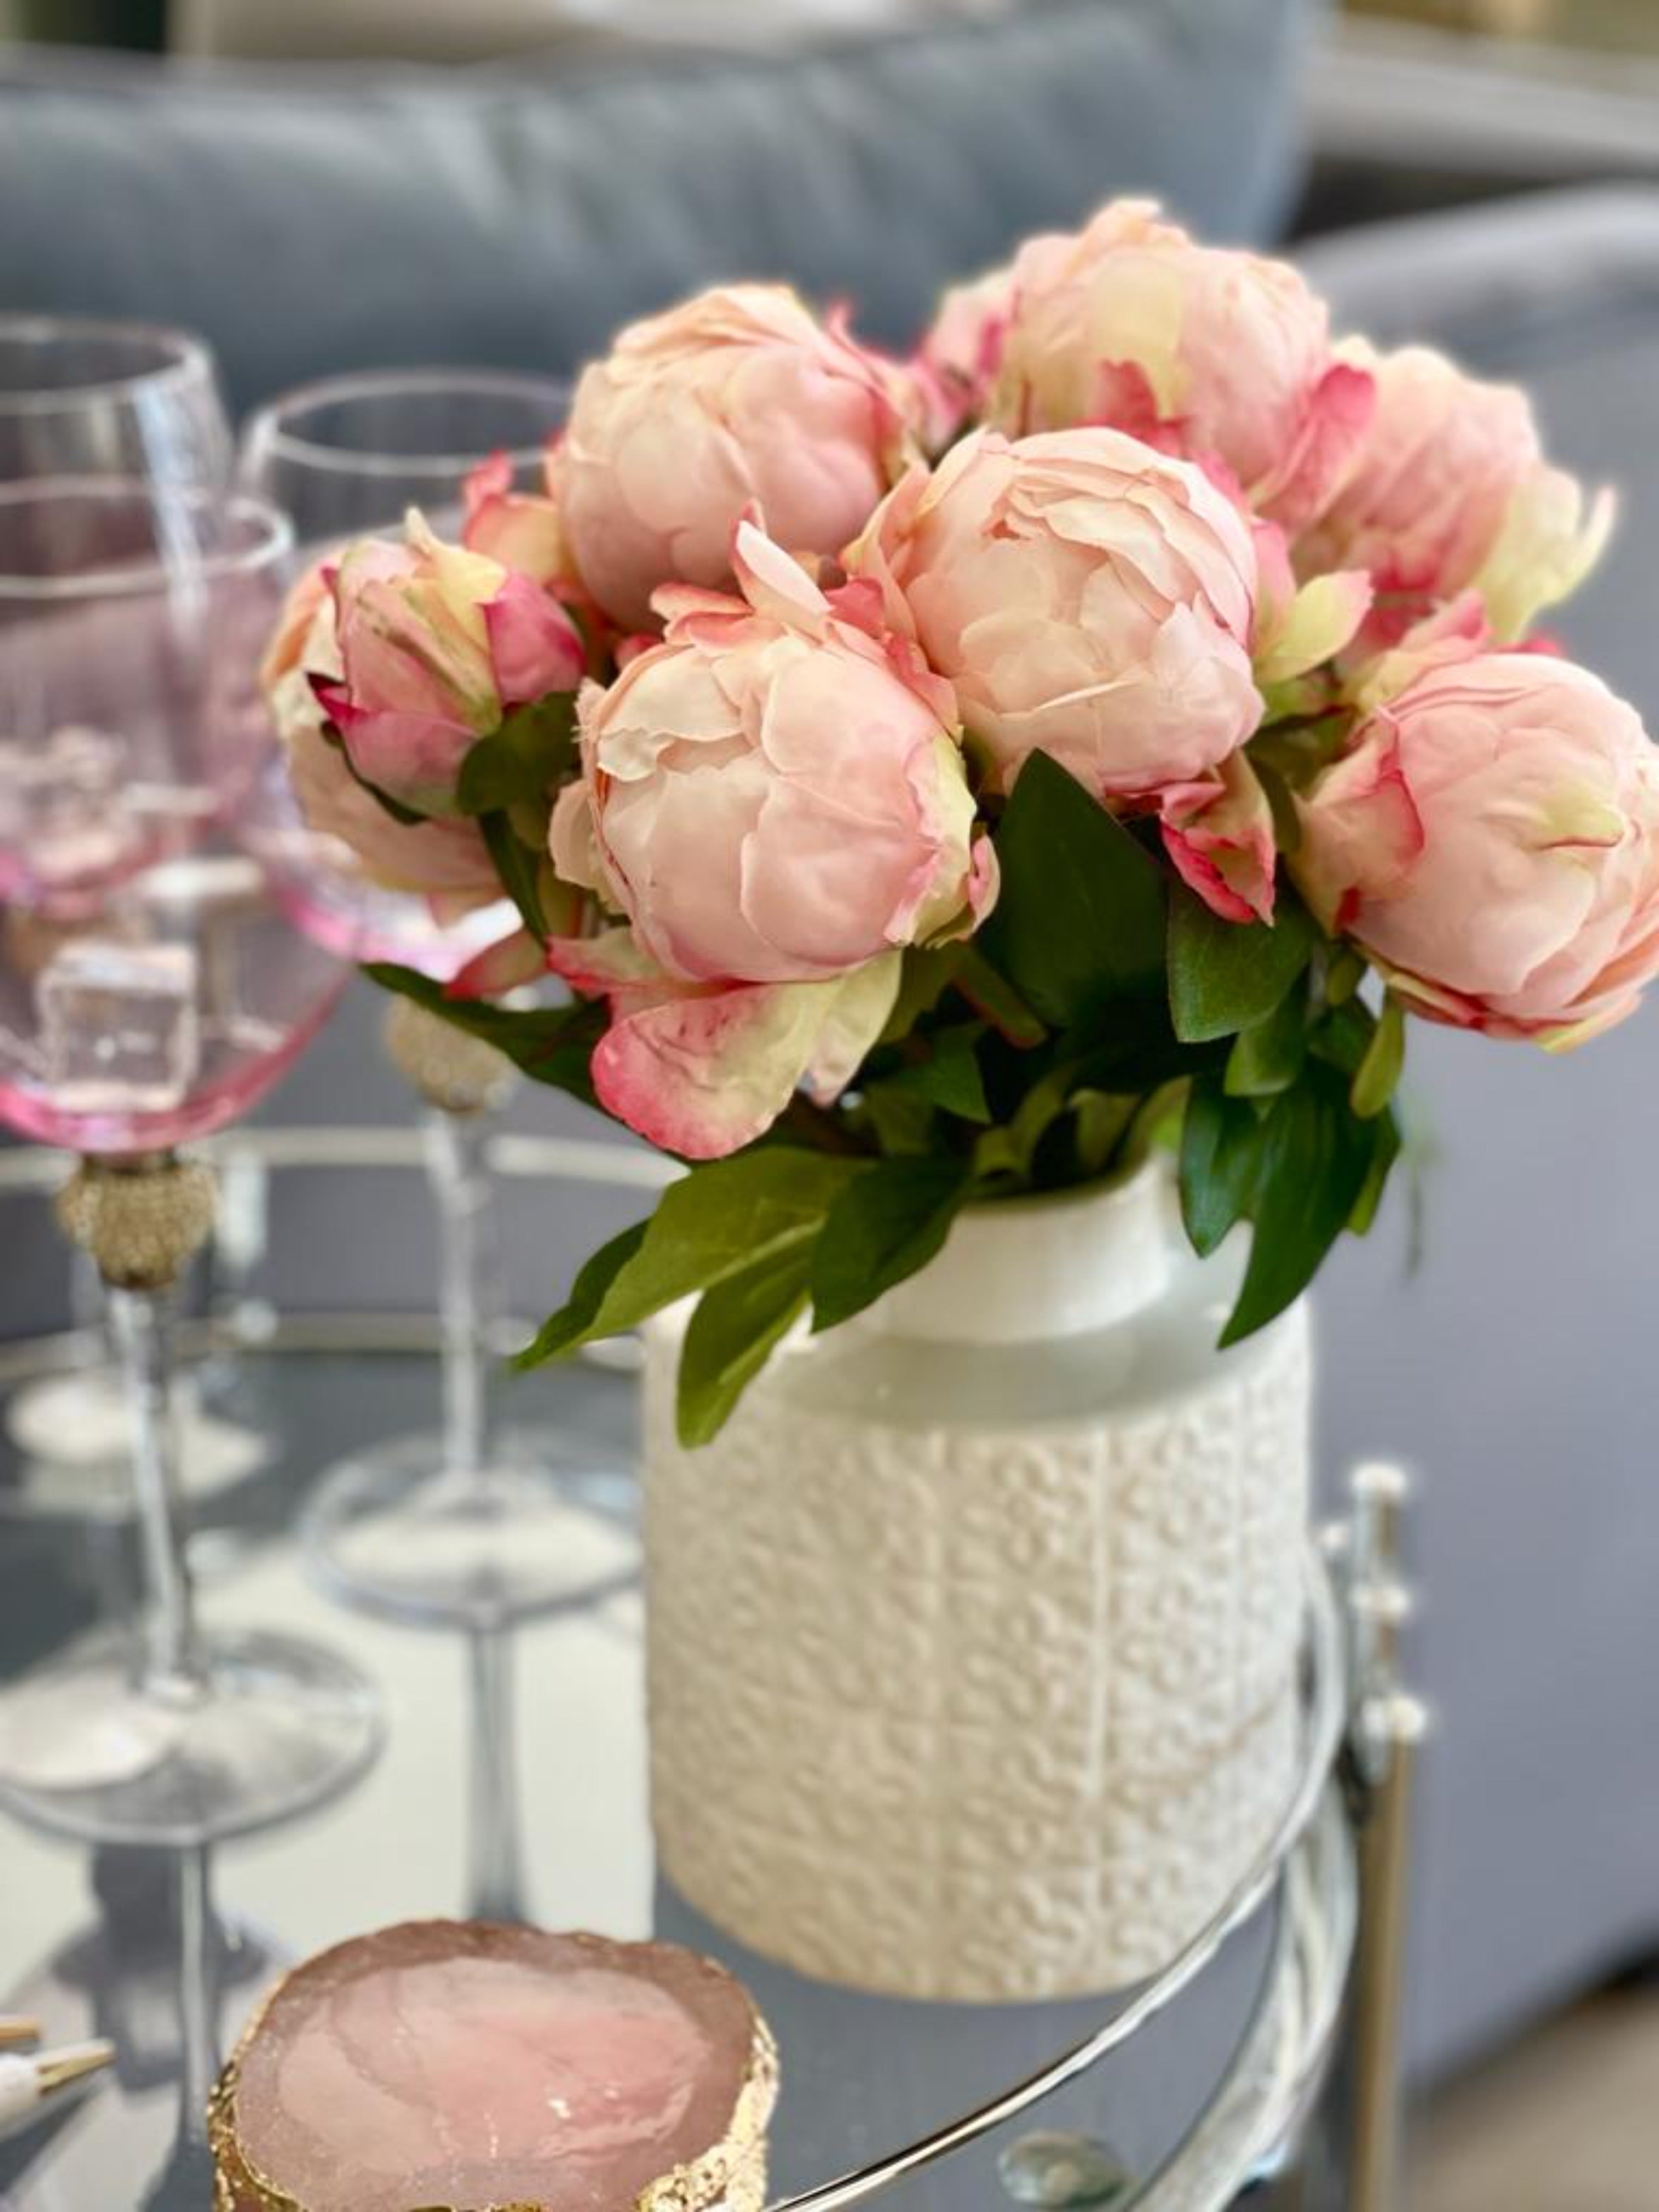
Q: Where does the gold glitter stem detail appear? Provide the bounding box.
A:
[382,998,519,1117]
[56,1153,218,1291]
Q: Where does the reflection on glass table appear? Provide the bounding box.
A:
[0,1191,1420,2211]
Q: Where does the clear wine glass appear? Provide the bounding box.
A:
[238,371,637,1628]
[0,317,231,494]
[0,479,383,1845]
[1,317,238,1485]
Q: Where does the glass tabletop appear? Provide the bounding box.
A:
[0,1144,1354,2212]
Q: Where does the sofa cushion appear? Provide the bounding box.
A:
[0,0,1317,413]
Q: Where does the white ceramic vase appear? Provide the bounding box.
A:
[642,1159,1310,2001]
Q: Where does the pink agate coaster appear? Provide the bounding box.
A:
[208,1921,778,2212]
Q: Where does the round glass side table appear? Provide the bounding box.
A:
[0,1134,1422,2212]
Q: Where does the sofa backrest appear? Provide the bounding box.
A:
[0,0,1319,414]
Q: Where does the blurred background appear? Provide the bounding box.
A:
[2,1,1657,2204]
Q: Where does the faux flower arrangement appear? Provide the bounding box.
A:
[265,200,1654,1443]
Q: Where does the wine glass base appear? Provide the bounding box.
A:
[0,1628,384,1848]
[301,1431,641,1628]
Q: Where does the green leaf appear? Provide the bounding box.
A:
[365,962,603,1104]
[1325,944,1367,1008]
[973,1062,1076,1183]
[1350,994,1406,1119]
[1348,1104,1402,1237]
[1167,881,1317,1043]
[478,812,550,941]
[1179,1077,1262,1259]
[878,945,967,1046]
[1220,1060,1375,1346]
[1224,985,1308,1099]
[1070,1090,1141,1179]
[1070,1000,1225,1096]
[1251,756,1302,856]
[676,1248,811,1447]
[1122,1076,1191,1167]
[864,1025,990,1125]
[515,1147,861,1368]
[1249,713,1349,792]
[977,752,1166,1032]
[456,694,579,816]
[810,1156,974,1333]
[1308,995,1376,1077]
[861,1086,936,1158]
[953,945,1047,1048]
[532,1221,650,1360]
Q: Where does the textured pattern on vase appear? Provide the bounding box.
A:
[644,1306,1310,2001]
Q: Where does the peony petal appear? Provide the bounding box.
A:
[1475,472,1616,642]
[462,456,568,585]
[545,924,667,1001]
[314,686,477,820]
[1345,591,1493,713]
[1254,357,1376,532]
[445,927,549,1001]
[731,512,832,636]
[1254,567,1373,685]
[1291,715,1428,931]
[1161,752,1278,924]
[549,780,611,899]
[405,511,506,650]
[481,574,585,707]
[595,974,847,1159]
[799,951,902,1102]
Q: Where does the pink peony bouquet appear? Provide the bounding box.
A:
[264,202,1654,1442]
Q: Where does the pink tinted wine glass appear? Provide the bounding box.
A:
[238,370,636,1629]
[0,479,383,1844]
[0,316,239,1469]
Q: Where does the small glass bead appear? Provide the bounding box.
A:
[997,2130,1135,2208]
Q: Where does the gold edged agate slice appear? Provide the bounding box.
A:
[207,1922,778,2212]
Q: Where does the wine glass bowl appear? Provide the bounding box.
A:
[239,368,571,983]
[0,483,348,1153]
[0,318,230,491]
[239,367,568,541]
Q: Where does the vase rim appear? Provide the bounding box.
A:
[861,1153,1173,1346]
[956,1153,1164,1220]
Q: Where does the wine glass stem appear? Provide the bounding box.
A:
[428,1107,493,1483]
[466,1623,523,1921]
[108,1280,205,1701]
[176,1844,218,2138]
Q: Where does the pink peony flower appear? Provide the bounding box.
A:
[460,452,568,585]
[917,264,1018,444]
[1294,650,1659,1046]
[1161,753,1279,927]
[262,563,503,913]
[1298,342,1613,642]
[985,199,1374,531]
[547,520,994,1157]
[316,512,585,818]
[552,285,918,630]
[846,426,1264,809]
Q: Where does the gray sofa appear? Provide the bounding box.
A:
[2,4,1656,2087]
[0,0,1313,413]
[1302,188,1659,2080]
